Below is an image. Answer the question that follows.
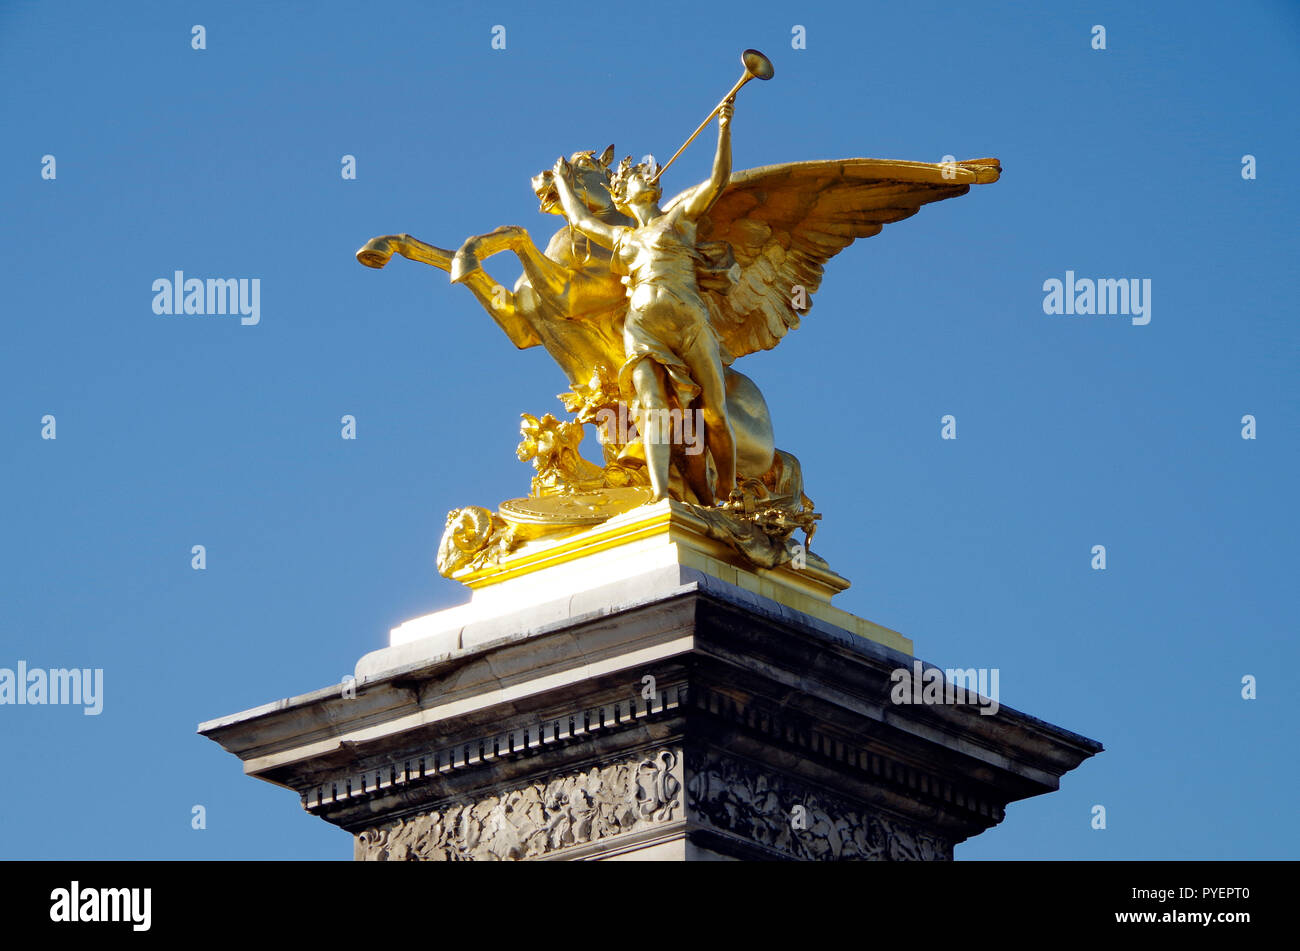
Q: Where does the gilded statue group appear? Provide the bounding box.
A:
[356,50,1000,577]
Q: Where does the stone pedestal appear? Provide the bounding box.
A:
[199,501,1101,860]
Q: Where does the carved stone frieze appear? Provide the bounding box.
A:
[356,747,682,861]
[686,748,952,860]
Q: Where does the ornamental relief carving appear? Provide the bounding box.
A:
[356,748,682,861]
[685,749,951,861]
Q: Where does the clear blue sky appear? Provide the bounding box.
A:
[1,0,1296,859]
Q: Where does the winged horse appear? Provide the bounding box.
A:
[357,151,999,518]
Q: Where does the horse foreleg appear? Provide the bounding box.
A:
[452,226,518,283]
[357,234,540,350]
[453,226,572,304]
[455,265,542,351]
[357,234,454,271]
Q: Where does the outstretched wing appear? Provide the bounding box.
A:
[664,158,1001,360]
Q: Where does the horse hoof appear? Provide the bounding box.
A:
[356,237,393,269]
[450,249,480,284]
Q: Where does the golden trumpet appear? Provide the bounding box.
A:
[650,49,774,184]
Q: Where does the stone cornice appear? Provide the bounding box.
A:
[200,576,1102,854]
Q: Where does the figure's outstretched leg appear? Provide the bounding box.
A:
[631,359,672,502]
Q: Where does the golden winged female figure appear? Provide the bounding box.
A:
[355,45,1001,571]
[551,99,739,506]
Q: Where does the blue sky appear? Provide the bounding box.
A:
[1,0,1296,859]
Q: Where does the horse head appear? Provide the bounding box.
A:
[532,144,618,217]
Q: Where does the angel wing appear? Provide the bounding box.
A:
[664,158,1001,360]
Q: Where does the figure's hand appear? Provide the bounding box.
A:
[551,157,577,202]
[719,98,734,129]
